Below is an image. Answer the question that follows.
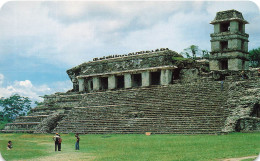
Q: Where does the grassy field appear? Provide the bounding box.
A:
[0,132,259,161]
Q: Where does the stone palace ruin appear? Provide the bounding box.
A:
[2,10,260,134]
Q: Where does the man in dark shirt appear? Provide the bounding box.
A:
[53,133,60,151]
[75,133,80,150]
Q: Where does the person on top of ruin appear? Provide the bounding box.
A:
[75,133,80,150]
[53,133,60,151]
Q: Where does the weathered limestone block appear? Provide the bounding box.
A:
[211,41,220,52]
[124,73,132,88]
[214,23,220,33]
[179,68,199,82]
[209,60,219,71]
[108,75,116,89]
[228,59,241,70]
[141,71,151,87]
[93,77,101,91]
[230,21,239,32]
[228,39,241,50]
[160,69,172,85]
[78,78,85,92]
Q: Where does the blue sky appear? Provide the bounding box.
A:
[0,1,259,103]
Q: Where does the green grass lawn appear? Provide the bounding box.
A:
[0,132,259,161]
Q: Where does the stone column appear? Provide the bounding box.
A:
[108,75,116,90]
[93,77,101,91]
[160,69,172,85]
[78,78,85,92]
[209,60,220,71]
[230,21,239,32]
[141,71,151,87]
[124,73,132,88]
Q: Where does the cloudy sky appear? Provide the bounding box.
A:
[0,1,259,103]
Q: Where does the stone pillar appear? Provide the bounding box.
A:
[211,41,220,52]
[124,73,132,88]
[141,71,151,87]
[228,59,240,71]
[78,78,85,92]
[93,77,101,91]
[108,75,116,89]
[209,60,220,71]
[214,23,220,33]
[160,69,172,85]
[230,21,239,32]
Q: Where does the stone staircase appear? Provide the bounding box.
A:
[1,96,81,133]
[53,81,229,134]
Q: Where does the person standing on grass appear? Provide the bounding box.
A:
[58,134,62,151]
[75,133,80,150]
[53,133,60,151]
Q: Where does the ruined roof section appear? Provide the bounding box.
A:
[66,49,181,80]
[210,9,248,24]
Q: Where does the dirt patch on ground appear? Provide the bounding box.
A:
[14,152,95,161]
[221,155,258,161]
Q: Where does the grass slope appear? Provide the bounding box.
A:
[0,133,259,161]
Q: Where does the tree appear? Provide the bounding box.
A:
[249,47,260,67]
[0,94,32,122]
[180,45,207,59]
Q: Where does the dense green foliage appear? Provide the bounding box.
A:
[249,47,260,67]
[0,94,32,122]
[0,133,259,161]
[181,45,209,59]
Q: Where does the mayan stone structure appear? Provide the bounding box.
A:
[2,10,260,134]
[210,9,249,71]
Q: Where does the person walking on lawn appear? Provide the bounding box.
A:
[53,133,60,151]
[75,133,80,150]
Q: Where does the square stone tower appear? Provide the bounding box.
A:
[209,10,249,71]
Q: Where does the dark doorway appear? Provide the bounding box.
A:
[172,69,181,80]
[100,77,108,90]
[219,60,228,70]
[220,22,230,32]
[132,74,142,87]
[116,76,124,89]
[239,22,243,33]
[220,41,228,51]
[151,71,160,85]
[251,103,260,118]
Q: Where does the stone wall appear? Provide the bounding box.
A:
[67,50,180,81]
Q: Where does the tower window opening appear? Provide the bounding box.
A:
[132,74,142,87]
[220,22,230,32]
[242,60,245,70]
[239,22,243,33]
[100,77,108,90]
[220,41,228,51]
[219,60,228,70]
[116,75,124,89]
[151,71,161,85]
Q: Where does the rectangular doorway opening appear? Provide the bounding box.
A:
[151,71,160,85]
[132,74,142,87]
[220,41,228,51]
[220,22,230,32]
[100,77,108,90]
[116,75,124,89]
[219,60,228,70]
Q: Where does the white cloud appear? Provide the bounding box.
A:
[0,74,71,103]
